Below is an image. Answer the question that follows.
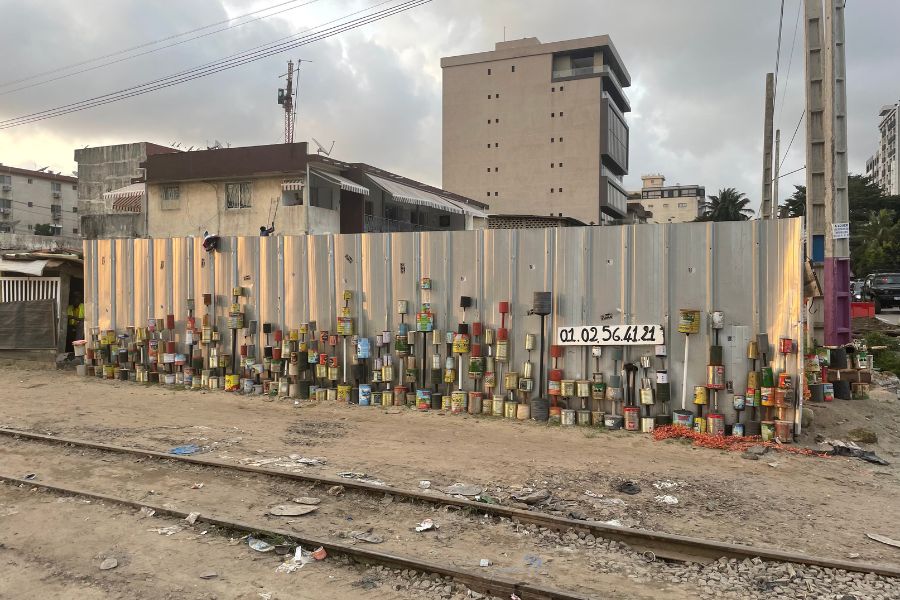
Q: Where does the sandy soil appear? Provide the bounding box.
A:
[0,367,898,573]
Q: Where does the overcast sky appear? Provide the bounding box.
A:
[1,0,898,211]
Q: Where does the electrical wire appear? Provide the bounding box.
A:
[779,109,806,172]
[0,0,324,92]
[774,0,786,103]
[777,0,803,127]
[0,0,429,129]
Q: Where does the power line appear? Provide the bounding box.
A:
[777,0,803,128]
[0,0,429,129]
[776,165,807,180]
[779,109,806,172]
[0,0,321,91]
[774,0,786,102]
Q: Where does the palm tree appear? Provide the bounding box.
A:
[697,188,754,222]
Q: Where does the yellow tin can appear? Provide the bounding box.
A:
[678,309,701,334]
[693,385,708,405]
[337,384,352,402]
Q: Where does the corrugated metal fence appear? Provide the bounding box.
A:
[83,219,803,423]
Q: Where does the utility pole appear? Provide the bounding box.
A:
[773,129,781,218]
[823,0,851,345]
[804,0,826,344]
[804,0,850,346]
[761,73,775,219]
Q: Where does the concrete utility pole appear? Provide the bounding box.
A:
[804,0,850,345]
[761,73,776,219]
[804,0,826,344]
[822,0,851,345]
[773,128,781,218]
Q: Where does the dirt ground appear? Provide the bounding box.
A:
[0,366,899,599]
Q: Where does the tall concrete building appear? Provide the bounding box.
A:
[441,36,631,225]
[0,164,78,236]
[865,102,899,196]
[632,174,705,224]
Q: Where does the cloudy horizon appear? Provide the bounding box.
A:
[1,0,898,211]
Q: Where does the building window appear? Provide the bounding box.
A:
[494,191,498,196]
[511,65,515,72]
[551,87,556,92]
[494,142,499,147]
[559,188,563,193]
[559,162,563,167]
[73,228,79,234]
[487,143,491,148]
[487,167,491,172]
[560,111,564,117]
[551,163,554,168]
[495,118,498,123]
[496,93,500,98]
[28,224,32,230]
[551,112,555,117]
[487,119,491,124]
[72,184,77,190]
[439,215,451,227]
[494,167,498,172]
[550,188,554,194]
[551,138,555,143]
[560,85,564,91]
[225,182,252,209]
[162,184,181,210]
[678,202,688,209]
[486,192,491,197]
[559,137,564,142]
[27,178,33,184]
[0,175,10,185]
[72,206,78,213]
[488,94,492,99]
[27,201,33,207]
[488,68,492,75]
[51,182,61,192]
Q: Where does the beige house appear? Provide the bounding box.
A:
[143,142,487,238]
[441,35,631,225]
[632,174,705,224]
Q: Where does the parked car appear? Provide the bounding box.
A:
[861,273,900,313]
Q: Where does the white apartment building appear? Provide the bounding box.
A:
[866,102,899,195]
[0,164,79,236]
[633,174,705,224]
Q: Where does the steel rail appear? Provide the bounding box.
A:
[0,473,592,600]
[1,427,897,577]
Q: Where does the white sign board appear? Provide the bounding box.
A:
[557,324,665,346]
[832,222,850,239]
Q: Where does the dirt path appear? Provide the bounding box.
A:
[1,367,898,567]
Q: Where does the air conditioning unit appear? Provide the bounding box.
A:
[0,208,10,216]
[1,185,11,192]
[52,192,61,199]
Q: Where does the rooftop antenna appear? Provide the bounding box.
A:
[312,137,334,156]
[278,59,311,144]
[36,166,48,172]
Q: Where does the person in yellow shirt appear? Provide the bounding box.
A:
[67,291,84,350]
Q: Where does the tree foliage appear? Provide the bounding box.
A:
[33,223,55,236]
[784,175,900,276]
[696,188,754,222]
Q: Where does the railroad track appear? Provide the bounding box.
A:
[1,427,897,585]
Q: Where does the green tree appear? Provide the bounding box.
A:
[697,188,754,222]
[33,223,55,236]
[853,209,900,276]
[778,185,806,218]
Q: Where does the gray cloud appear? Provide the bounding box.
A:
[1,0,898,209]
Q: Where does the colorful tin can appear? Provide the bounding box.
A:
[693,386,708,405]
[732,423,745,437]
[450,390,467,414]
[706,365,725,390]
[707,413,725,436]
[623,406,640,431]
[761,421,776,441]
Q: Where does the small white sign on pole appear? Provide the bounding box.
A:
[832,222,850,239]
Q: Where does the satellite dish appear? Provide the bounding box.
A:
[312,137,334,156]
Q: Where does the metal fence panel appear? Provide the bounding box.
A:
[83,220,803,425]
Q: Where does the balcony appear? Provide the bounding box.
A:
[552,66,602,78]
[364,214,438,233]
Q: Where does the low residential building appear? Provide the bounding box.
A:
[441,35,631,225]
[0,165,78,237]
[142,142,487,238]
[75,142,178,239]
[632,174,704,224]
[865,102,899,195]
